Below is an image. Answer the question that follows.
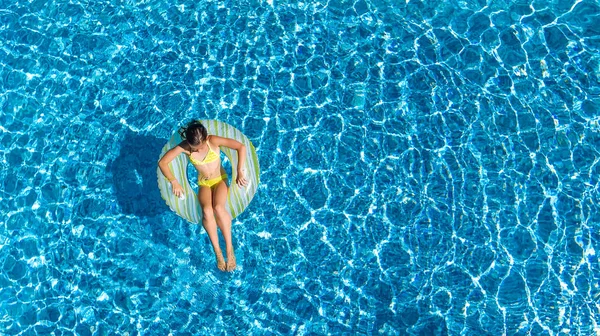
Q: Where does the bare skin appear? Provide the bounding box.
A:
[212,180,236,271]
[198,185,227,271]
[158,134,248,272]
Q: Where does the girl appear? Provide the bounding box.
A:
[158,120,248,272]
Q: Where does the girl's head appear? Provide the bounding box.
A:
[179,120,208,147]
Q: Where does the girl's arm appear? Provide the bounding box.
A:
[210,135,247,172]
[158,142,186,183]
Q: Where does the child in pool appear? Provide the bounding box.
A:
[158,120,248,272]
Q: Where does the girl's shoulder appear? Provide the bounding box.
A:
[207,135,241,150]
[177,140,191,154]
[207,134,229,145]
[206,135,219,146]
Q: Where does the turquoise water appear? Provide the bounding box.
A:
[1,0,600,334]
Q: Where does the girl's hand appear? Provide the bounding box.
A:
[236,169,248,187]
[171,180,184,198]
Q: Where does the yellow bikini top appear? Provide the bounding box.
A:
[188,140,219,166]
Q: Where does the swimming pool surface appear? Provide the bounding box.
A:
[1,0,599,334]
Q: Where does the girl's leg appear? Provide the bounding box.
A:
[212,181,235,271]
[198,186,226,271]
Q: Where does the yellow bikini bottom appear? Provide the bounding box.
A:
[198,174,228,188]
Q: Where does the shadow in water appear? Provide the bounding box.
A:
[108,130,169,217]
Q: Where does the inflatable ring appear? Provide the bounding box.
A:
[157,120,260,223]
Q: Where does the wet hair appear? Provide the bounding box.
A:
[178,120,208,146]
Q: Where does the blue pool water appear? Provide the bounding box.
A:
[1,0,600,334]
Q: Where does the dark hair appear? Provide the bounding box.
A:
[178,120,208,146]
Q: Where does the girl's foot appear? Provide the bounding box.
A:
[216,252,226,271]
[226,248,236,272]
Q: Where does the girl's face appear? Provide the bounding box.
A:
[190,141,206,152]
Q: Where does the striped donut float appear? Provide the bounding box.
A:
[157,120,260,223]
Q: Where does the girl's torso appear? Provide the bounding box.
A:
[183,137,224,178]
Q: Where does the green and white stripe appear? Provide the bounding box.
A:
[157,120,260,224]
